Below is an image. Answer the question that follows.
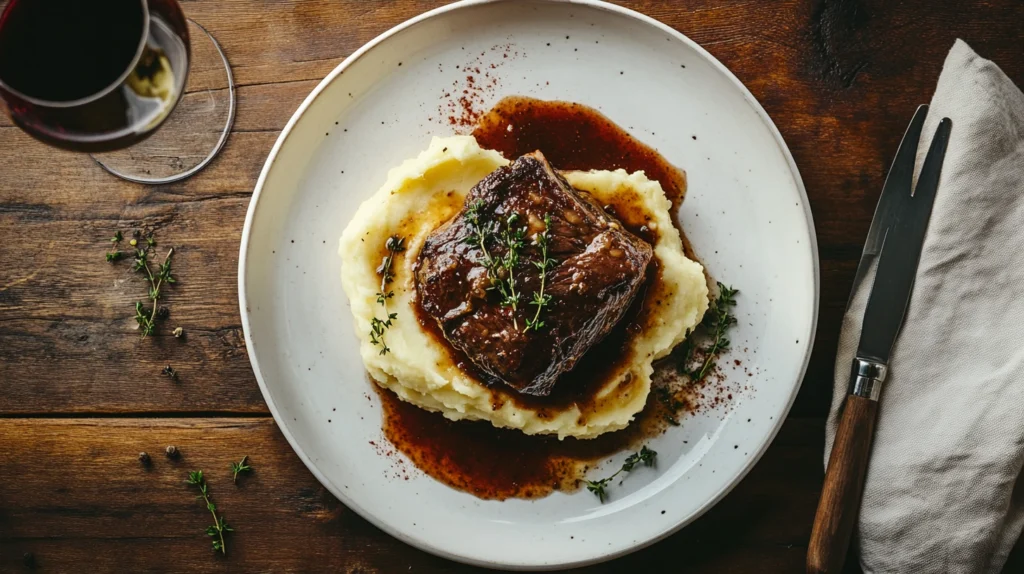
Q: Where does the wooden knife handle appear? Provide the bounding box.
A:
[807,394,879,574]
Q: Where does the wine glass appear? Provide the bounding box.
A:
[0,0,235,184]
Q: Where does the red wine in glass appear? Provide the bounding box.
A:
[0,0,191,153]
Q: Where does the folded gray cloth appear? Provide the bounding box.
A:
[825,39,1024,573]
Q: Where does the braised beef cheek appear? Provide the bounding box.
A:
[414,152,652,396]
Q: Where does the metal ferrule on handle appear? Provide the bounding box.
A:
[850,358,886,401]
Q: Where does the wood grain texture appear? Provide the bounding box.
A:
[0,417,826,572]
[807,395,878,574]
[1,0,1023,571]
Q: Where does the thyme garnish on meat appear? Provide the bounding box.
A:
[525,214,554,332]
[583,446,658,502]
[465,199,497,265]
[370,235,404,355]
[463,201,537,330]
[186,470,233,554]
[493,213,527,328]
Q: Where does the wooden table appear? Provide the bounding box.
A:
[1,1,1022,571]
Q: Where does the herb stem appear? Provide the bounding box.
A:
[146,248,174,329]
[186,470,232,554]
[231,455,252,484]
[200,489,226,555]
[370,236,404,355]
[112,231,176,338]
[526,215,553,332]
[474,227,494,266]
[583,446,657,502]
[507,266,520,330]
[692,283,738,382]
[527,269,543,328]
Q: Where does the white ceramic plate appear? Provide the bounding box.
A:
[239,0,818,569]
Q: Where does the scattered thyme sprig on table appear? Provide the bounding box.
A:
[370,235,404,355]
[134,246,175,337]
[105,231,124,261]
[230,456,252,484]
[464,201,529,330]
[186,470,233,554]
[583,446,657,503]
[106,230,176,337]
[525,214,555,332]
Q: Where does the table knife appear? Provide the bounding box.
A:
[806,107,952,574]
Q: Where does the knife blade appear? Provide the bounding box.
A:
[846,104,929,302]
[856,116,952,365]
[808,110,952,574]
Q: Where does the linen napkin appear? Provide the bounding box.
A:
[825,39,1024,574]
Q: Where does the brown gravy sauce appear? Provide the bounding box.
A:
[378,96,697,500]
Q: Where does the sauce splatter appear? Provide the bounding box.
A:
[438,45,520,129]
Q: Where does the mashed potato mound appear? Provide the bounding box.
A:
[340,136,708,439]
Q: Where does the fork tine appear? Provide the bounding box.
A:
[862,105,930,255]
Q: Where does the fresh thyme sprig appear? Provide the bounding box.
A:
[583,446,657,502]
[105,231,176,337]
[463,201,529,329]
[230,456,252,484]
[132,246,176,337]
[493,213,527,328]
[106,231,124,261]
[692,283,738,381]
[525,214,554,332]
[186,470,233,554]
[465,199,497,264]
[370,236,404,355]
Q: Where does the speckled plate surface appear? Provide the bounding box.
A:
[239,0,818,569]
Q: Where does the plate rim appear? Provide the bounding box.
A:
[238,0,821,569]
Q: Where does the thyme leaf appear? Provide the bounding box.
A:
[693,283,738,381]
[525,214,555,332]
[186,470,232,554]
[463,202,532,330]
[230,455,252,484]
[370,236,404,355]
[582,446,657,503]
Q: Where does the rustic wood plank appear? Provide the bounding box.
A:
[2,1,1024,569]
[0,416,824,572]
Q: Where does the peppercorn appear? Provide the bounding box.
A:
[156,306,169,320]
[138,452,151,465]
[23,552,36,569]
[165,445,180,459]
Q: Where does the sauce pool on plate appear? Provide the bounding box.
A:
[376,96,699,500]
